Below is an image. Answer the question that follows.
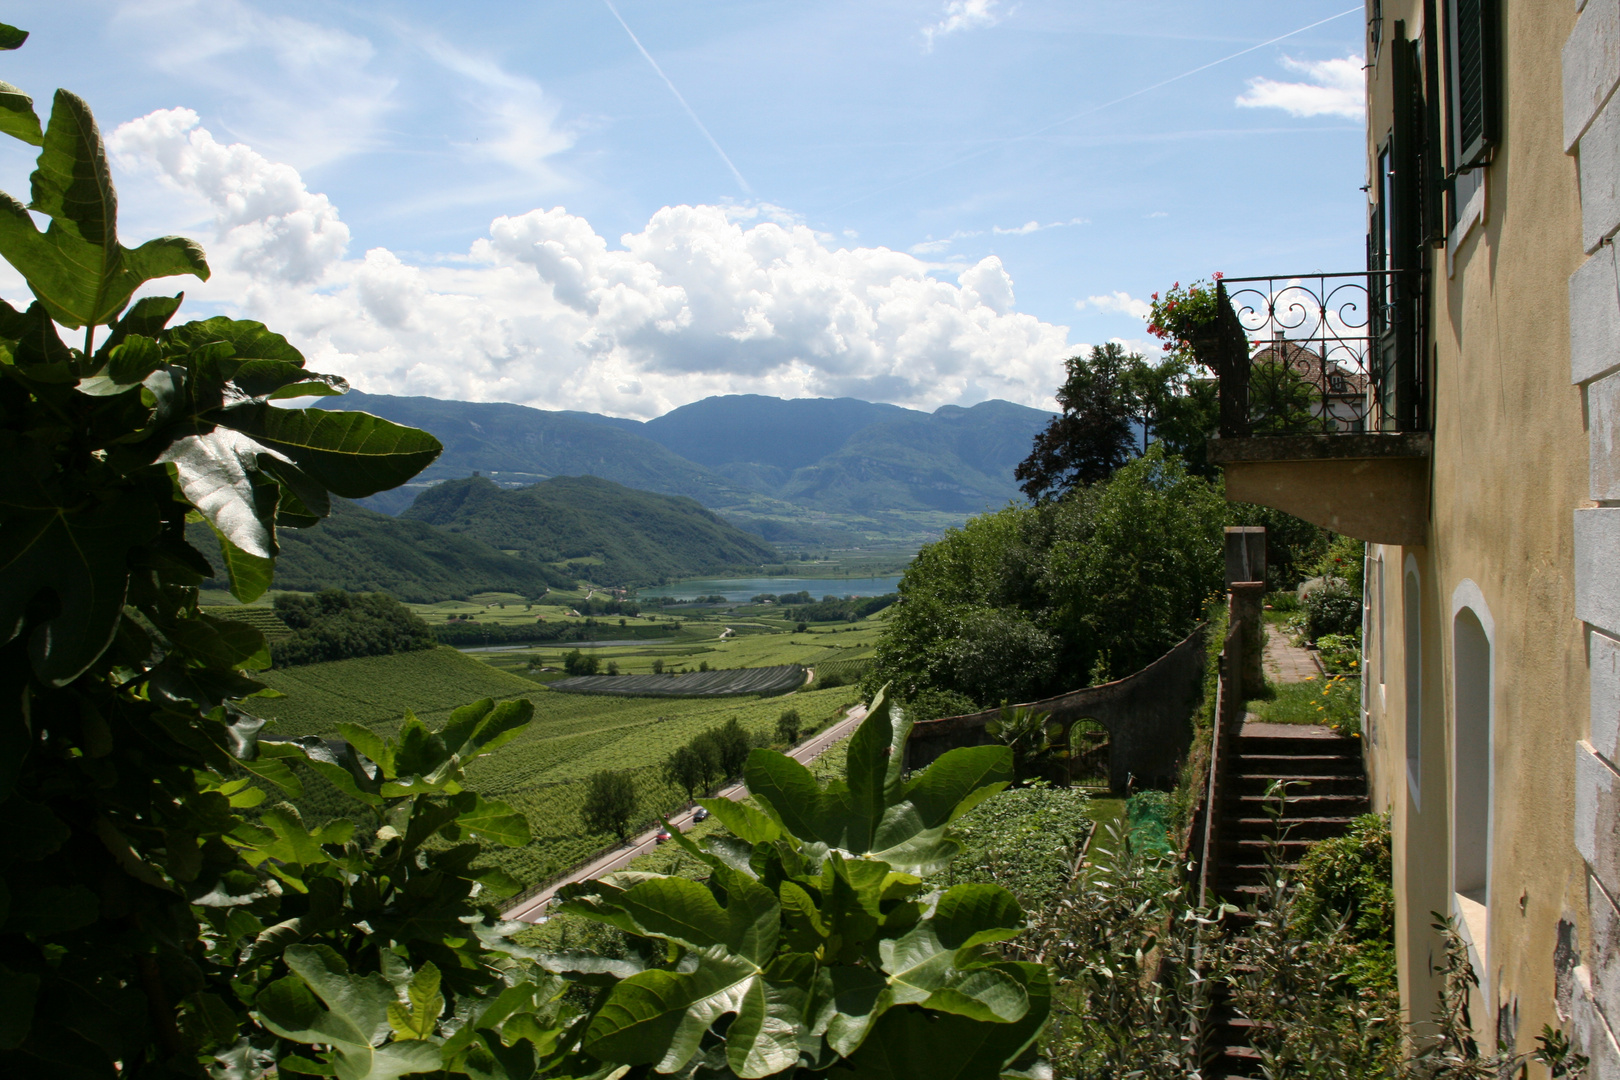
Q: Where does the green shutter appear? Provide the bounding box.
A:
[1447,0,1499,169]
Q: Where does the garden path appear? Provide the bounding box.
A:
[1263,626,1323,685]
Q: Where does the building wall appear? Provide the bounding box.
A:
[1361,0,1598,1066]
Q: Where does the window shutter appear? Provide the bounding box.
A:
[1446,0,1499,169]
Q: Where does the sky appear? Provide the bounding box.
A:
[0,1,1368,419]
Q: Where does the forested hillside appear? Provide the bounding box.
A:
[323,390,1053,536]
[189,497,572,602]
[403,474,779,585]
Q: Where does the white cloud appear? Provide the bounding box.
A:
[417,35,576,181]
[1076,291,1151,320]
[911,216,1086,253]
[101,112,1073,418]
[1236,55,1364,120]
[922,0,1006,52]
[109,109,350,285]
[108,0,398,170]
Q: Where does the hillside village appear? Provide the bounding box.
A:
[1,4,1616,1080]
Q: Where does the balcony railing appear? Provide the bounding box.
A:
[1212,270,1424,438]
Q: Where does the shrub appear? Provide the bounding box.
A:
[1265,589,1302,612]
[1305,587,1361,641]
[1292,814,1397,997]
[905,687,981,723]
[776,708,801,744]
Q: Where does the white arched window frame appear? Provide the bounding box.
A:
[1405,555,1422,807]
[1449,579,1495,977]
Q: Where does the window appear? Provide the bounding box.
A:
[1369,0,1384,65]
[1405,565,1422,805]
[1445,0,1499,171]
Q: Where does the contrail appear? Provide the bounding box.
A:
[601,0,752,194]
[826,6,1361,213]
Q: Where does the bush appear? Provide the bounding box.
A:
[1304,587,1361,641]
[563,648,601,675]
[1265,589,1301,612]
[1315,632,1360,674]
[904,687,981,722]
[776,708,802,744]
[1293,813,1397,998]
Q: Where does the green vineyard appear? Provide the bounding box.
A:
[548,664,805,697]
[250,647,861,887]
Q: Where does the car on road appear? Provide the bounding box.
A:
[654,829,672,844]
[692,807,710,822]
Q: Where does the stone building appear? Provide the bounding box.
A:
[1206,1,1620,1071]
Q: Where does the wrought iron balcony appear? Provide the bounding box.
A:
[1211,270,1425,438]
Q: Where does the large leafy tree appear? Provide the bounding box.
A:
[1014,343,1136,502]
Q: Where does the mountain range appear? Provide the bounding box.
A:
[321,391,1053,541]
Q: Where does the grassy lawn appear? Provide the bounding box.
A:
[1247,674,1361,732]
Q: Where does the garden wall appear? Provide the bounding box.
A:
[903,623,1208,791]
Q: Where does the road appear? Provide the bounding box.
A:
[502,701,868,922]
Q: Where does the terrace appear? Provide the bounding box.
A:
[1204,270,1432,546]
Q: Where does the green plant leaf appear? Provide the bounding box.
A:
[454,795,530,848]
[0,490,157,685]
[216,404,442,499]
[158,428,281,560]
[385,962,443,1041]
[840,964,1052,1080]
[165,612,271,670]
[0,23,28,50]
[694,797,782,845]
[0,80,42,147]
[206,522,277,604]
[0,93,208,328]
[0,961,40,1049]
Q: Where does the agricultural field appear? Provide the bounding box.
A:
[255,647,543,736]
[250,641,862,888]
[549,665,806,697]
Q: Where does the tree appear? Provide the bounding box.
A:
[663,744,708,801]
[581,769,638,842]
[984,706,1070,786]
[607,659,620,675]
[652,657,665,674]
[714,718,753,779]
[1015,343,1137,502]
[776,708,802,745]
[691,730,724,789]
[271,588,436,666]
[564,647,600,675]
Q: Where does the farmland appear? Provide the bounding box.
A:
[251,645,862,887]
[549,664,806,697]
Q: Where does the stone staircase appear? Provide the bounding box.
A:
[1205,723,1370,1080]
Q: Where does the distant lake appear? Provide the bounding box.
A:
[635,576,903,602]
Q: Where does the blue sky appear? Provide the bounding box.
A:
[0,1,1367,418]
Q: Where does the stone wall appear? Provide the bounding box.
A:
[902,623,1208,792]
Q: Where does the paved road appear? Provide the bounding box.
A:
[502,702,868,922]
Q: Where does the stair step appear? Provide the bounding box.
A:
[1234,734,1360,755]
[1229,793,1369,813]
[1232,752,1362,775]
[1233,773,1366,796]
[1224,815,1362,838]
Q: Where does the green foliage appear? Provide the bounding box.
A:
[1124,790,1174,858]
[193,496,572,602]
[1015,342,1139,501]
[776,707,802,744]
[789,593,898,622]
[555,689,1047,1078]
[1315,632,1361,674]
[868,446,1226,706]
[270,589,436,667]
[984,705,1069,786]
[561,648,600,676]
[1305,587,1362,641]
[580,769,637,842]
[1145,277,1224,365]
[1293,814,1397,998]
[937,783,1093,916]
[1308,531,1367,596]
[904,687,981,723]
[403,474,778,587]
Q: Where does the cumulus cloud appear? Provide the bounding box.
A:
[101,112,1072,418]
[1077,291,1151,320]
[922,0,1006,52]
[1236,55,1364,120]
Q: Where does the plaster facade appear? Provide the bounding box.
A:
[1354,1,1615,1072]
